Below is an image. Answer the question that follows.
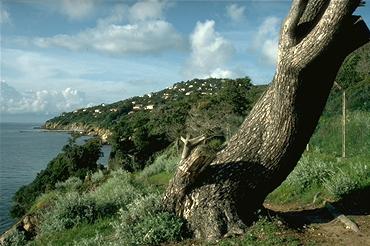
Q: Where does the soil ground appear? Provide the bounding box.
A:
[265,202,370,246]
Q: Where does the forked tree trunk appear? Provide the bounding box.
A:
[163,0,370,239]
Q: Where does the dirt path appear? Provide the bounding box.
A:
[264,203,370,245]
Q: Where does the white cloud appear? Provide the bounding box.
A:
[97,4,126,26]
[252,16,281,65]
[184,20,236,79]
[60,0,96,20]
[0,82,87,114]
[129,0,166,22]
[35,20,184,54]
[226,4,245,22]
[34,1,184,55]
[0,8,10,24]
[1,48,182,107]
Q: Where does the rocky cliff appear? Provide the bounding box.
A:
[43,122,112,144]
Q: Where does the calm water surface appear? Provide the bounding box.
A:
[0,122,110,234]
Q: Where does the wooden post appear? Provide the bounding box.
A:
[342,90,346,158]
[334,81,346,159]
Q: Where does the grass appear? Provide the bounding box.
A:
[146,172,172,188]
[30,218,114,246]
[139,144,180,178]
[201,216,300,246]
[310,111,370,157]
[267,111,370,206]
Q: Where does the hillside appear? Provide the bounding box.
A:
[44,42,369,171]
[44,77,267,171]
[44,77,264,134]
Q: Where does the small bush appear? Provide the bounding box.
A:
[113,193,184,245]
[38,170,146,236]
[56,177,83,192]
[140,146,180,178]
[39,192,99,234]
[124,212,183,246]
[91,170,105,183]
[285,154,335,189]
[1,230,27,246]
[73,233,107,246]
[91,170,143,208]
[324,163,370,199]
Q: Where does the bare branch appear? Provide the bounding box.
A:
[180,134,206,160]
[188,135,206,146]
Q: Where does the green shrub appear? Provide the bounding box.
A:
[38,170,146,236]
[91,170,105,183]
[73,233,107,246]
[1,230,27,246]
[91,170,143,208]
[39,192,99,234]
[140,145,180,178]
[122,212,183,246]
[113,193,184,246]
[268,151,370,205]
[55,177,83,192]
[284,154,335,189]
[324,162,370,199]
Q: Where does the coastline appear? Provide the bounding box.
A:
[0,122,113,236]
[42,122,112,144]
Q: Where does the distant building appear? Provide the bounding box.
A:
[133,104,142,110]
[145,105,154,110]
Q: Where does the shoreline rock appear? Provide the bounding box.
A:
[43,122,112,144]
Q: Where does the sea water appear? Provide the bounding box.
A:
[0,122,111,234]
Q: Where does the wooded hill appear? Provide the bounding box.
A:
[44,43,369,172]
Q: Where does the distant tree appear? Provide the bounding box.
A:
[218,77,252,115]
[186,100,243,141]
[336,55,362,88]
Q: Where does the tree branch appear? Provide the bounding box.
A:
[188,135,206,146]
[180,134,206,160]
[281,0,309,48]
[291,0,367,68]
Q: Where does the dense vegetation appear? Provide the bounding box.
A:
[45,77,266,172]
[10,138,102,218]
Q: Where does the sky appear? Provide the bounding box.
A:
[1,0,369,119]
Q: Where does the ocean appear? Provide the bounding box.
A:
[0,122,111,234]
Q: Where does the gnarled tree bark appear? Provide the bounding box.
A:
[163,0,369,239]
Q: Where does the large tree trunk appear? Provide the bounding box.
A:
[163,0,370,239]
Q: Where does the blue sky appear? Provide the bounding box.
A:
[1,0,369,117]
